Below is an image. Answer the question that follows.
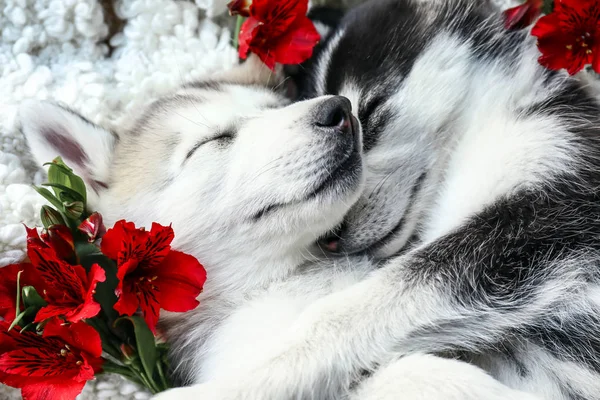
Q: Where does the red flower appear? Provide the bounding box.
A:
[26,225,75,263]
[23,226,106,323]
[0,319,102,400]
[503,0,543,30]
[78,212,106,243]
[237,0,320,70]
[532,0,600,75]
[101,220,206,333]
[228,0,251,17]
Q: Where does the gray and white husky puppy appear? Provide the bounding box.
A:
[19,0,600,398]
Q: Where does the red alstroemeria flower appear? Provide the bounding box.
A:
[532,0,600,75]
[101,220,206,333]
[503,0,543,30]
[26,225,75,263]
[238,0,320,70]
[25,234,105,323]
[0,319,103,400]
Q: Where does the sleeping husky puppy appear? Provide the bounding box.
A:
[21,60,535,400]
[21,55,526,399]
[20,0,600,399]
[144,0,600,399]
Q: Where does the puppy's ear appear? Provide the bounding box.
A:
[213,54,284,87]
[19,101,117,206]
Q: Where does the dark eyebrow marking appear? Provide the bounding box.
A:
[358,94,390,153]
[182,81,222,92]
[184,128,237,163]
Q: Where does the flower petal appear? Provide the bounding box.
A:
[251,0,306,35]
[239,17,261,59]
[270,16,320,66]
[43,319,103,359]
[155,251,206,313]
[137,286,161,333]
[143,223,175,268]
[101,220,144,261]
[21,380,87,400]
[78,212,106,243]
[46,225,75,261]
[0,348,81,380]
[28,247,91,318]
[503,0,542,30]
[113,280,140,317]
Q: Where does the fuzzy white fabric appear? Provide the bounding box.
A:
[0,0,521,398]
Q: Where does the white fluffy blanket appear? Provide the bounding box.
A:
[0,0,527,398]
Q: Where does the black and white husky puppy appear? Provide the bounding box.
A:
[20,0,600,399]
[158,0,600,399]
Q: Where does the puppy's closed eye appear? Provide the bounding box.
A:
[186,131,235,161]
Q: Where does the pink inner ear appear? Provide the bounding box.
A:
[42,127,89,168]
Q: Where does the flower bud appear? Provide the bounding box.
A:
[227,0,251,16]
[64,201,84,220]
[40,206,65,229]
[120,344,136,364]
[78,212,106,242]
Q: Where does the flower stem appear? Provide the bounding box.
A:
[101,360,139,381]
[156,360,170,391]
[130,364,161,394]
[233,15,244,49]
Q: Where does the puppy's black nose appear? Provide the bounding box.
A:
[313,96,352,133]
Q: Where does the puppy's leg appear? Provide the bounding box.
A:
[349,354,541,400]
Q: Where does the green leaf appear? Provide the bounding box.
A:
[542,0,553,15]
[33,186,64,211]
[44,158,87,205]
[14,270,22,325]
[69,174,87,205]
[114,316,157,379]
[44,157,73,172]
[21,286,47,309]
[84,318,123,360]
[8,306,38,332]
[42,183,85,203]
[40,205,66,229]
[75,242,103,259]
[47,162,71,197]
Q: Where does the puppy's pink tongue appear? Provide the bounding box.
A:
[324,239,339,252]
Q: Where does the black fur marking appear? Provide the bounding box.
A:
[182,81,222,92]
[527,313,600,374]
[358,95,391,153]
[285,7,346,100]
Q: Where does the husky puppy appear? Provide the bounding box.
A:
[145,0,600,399]
[20,55,537,400]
